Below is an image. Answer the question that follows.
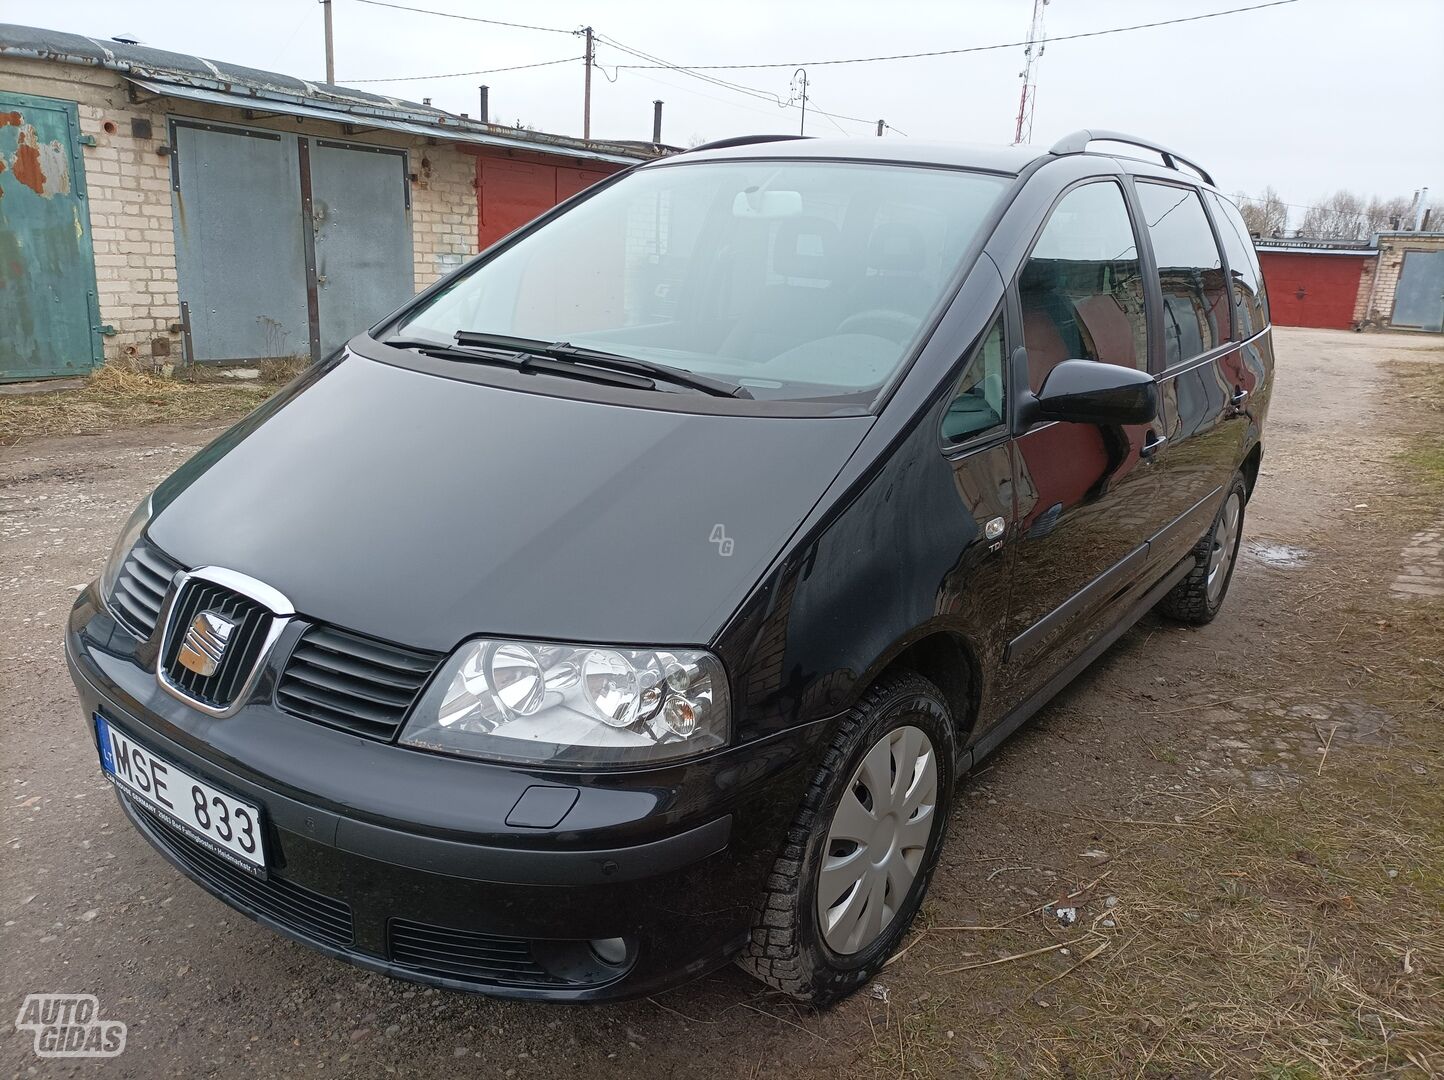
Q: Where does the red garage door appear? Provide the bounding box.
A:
[476,157,615,249]
[1257,252,1368,330]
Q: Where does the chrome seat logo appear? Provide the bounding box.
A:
[177,610,235,677]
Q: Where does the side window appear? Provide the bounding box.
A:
[942,316,1006,443]
[1019,181,1148,393]
[1136,182,1230,364]
[1206,191,1270,336]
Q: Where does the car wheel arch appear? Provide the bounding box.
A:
[849,628,981,769]
[1240,441,1263,500]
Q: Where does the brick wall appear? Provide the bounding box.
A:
[0,56,480,367]
[1352,256,1378,326]
[1358,233,1444,329]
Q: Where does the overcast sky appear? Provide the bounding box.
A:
[25,0,1444,220]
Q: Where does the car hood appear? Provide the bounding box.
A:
[148,353,871,652]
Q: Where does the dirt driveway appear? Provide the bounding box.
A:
[2,328,1440,1078]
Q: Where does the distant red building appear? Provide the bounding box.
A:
[1255,240,1374,330]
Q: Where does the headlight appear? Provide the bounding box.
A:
[399,638,730,767]
[99,495,152,604]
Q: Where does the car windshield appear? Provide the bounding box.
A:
[389,159,1010,404]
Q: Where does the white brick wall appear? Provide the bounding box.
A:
[0,57,481,367]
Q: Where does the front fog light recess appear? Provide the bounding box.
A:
[401,639,729,766]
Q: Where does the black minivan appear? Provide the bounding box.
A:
[67,130,1272,1005]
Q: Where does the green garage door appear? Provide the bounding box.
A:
[0,91,103,382]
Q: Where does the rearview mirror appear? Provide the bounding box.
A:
[1030,360,1158,427]
[731,189,803,218]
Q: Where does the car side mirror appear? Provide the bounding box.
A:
[1027,360,1158,427]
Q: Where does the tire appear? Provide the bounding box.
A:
[1155,471,1247,626]
[735,672,956,1006]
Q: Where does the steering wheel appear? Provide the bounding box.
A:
[836,309,921,344]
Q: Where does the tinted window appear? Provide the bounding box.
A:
[942,316,1006,443]
[394,161,1008,405]
[1206,192,1269,336]
[1019,182,1148,393]
[1136,182,1229,364]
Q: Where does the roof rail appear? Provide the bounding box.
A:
[683,134,813,154]
[1049,129,1214,187]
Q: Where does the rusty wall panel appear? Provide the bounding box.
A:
[0,90,102,381]
[555,166,612,202]
[476,158,557,250]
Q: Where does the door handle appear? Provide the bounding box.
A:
[1231,387,1250,407]
[1141,432,1168,459]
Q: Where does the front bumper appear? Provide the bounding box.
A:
[67,587,823,1002]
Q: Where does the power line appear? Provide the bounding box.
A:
[610,0,1301,70]
[595,34,879,132]
[346,55,581,83]
[342,0,883,131]
[348,0,576,35]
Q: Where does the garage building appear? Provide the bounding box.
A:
[1257,232,1444,333]
[0,23,657,382]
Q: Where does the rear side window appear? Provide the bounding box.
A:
[1206,192,1270,337]
[942,315,1006,443]
[1136,182,1229,364]
[1019,181,1148,393]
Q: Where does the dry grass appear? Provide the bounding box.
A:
[1392,361,1444,501]
[0,361,303,445]
[864,700,1443,1077]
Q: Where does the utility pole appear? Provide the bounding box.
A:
[792,68,809,136]
[321,0,335,84]
[652,100,664,145]
[1012,0,1048,144]
[582,26,594,141]
[876,119,885,136]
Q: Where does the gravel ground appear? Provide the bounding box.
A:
[2,327,1440,1078]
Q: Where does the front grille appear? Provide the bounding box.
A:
[131,800,354,948]
[109,537,181,639]
[161,580,273,709]
[277,625,441,741]
[388,919,559,986]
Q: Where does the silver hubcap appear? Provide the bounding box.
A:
[1207,492,1243,603]
[816,725,938,955]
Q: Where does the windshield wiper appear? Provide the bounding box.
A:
[454,331,753,399]
[381,337,660,391]
[381,338,523,365]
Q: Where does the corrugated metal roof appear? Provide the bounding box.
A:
[1254,237,1377,255]
[0,22,655,165]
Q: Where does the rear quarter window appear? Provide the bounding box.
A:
[1135,182,1230,365]
[1206,192,1270,336]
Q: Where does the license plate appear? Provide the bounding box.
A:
[95,714,267,875]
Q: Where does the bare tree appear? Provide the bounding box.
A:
[1235,186,1439,240]
[1233,186,1287,237]
[1298,190,1370,240]
[1363,194,1414,235]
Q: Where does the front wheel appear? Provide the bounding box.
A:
[735,673,955,1005]
[1156,472,1247,625]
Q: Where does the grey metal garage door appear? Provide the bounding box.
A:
[309,140,414,357]
[172,120,413,363]
[172,121,310,363]
[1391,250,1444,332]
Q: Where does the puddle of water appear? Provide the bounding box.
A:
[1244,540,1311,568]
